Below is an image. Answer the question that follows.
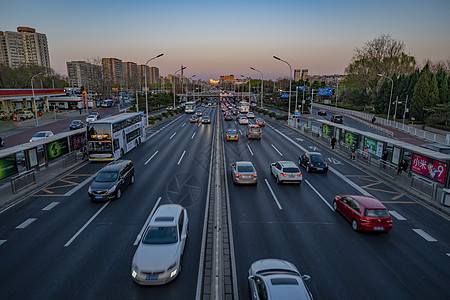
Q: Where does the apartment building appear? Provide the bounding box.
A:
[294,69,302,82]
[102,58,123,85]
[0,27,50,69]
[122,61,138,88]
[66,61,102,91]
[138,64,150,87]
[149,67,160,84]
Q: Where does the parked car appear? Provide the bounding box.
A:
[29,131,54,142]
[226,128,239,141]
[333,195,393,232]
[299,152,328,173]
[318,109,327,116]
[69,120,84,130]
[255,118,265,126]
[18,110,34,120]
[247,124,262,140]
[132,204,188,285]
[88,160,134,201]
[202,116,211,124]
[331,115,343,124]
[271,161,302,184]
[248,259,313,300]
[231,161,258,185]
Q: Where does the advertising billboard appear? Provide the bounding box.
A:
[363,137,383,157]
[411,153,447,184]
[46,138,69,160]
[344,132,359,146]
[0,155,18,180]
[322,124,331,136]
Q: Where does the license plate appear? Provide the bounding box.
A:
[289,175,295,178]
[317,168,323,171]
[146,275,158,281]
[95,195,103,199]
[374,227,384,231]
[243,176,250,179]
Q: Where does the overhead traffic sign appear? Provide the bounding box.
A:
[318,88,333,96]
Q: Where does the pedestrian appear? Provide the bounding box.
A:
[363,145,369,161]
[79,108,82,115]
[0,136,4,147]
[80,142,88,160]
[331,136,336,149]
[397,159,408,175]
[350,143,356,160]
[381,149,388,168]
[372,116,376,124]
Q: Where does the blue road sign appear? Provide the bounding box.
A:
[281,93,289,98]
[297,86,305,91]
[318,88,333,96]
[294,111,301,117]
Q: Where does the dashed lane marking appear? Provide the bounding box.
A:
[0,240,6,246]
[389,210,407,220]
[264,179,283,210]
[42,202,59,211]
[16,218,36,229]
[412,229,437,242]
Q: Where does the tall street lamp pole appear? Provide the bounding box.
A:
[190,75,196,101]
[31,72,42,127]
[250,67,264,108]
[144,53,164,126]
[377,73,394,122]
[173,66,186,108]
[273,56,292,119]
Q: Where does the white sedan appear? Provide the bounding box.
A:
[132,204,188,285]
[239,117,249,125]
[29,131,54,142]
[86,113,98,123]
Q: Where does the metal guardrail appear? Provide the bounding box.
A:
[411,176,437,199]
[11,169,36,194]
[62,152,78,168]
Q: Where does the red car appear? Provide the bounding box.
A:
[333,195,393,232]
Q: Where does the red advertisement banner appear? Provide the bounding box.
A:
[411,153,447,184]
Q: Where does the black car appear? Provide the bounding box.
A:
[88,160,135,201]
[318,110,327,116]
[69,120,84,130]
[299,152,328,173]
[331,115,343,124]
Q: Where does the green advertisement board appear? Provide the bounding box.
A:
[363,137,383,157]
[0,155,18,180]
[46,138,69,160]
[344,131,359,146]
[322,124,331,136]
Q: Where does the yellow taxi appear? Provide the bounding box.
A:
[255,118,265,126]
[226,128,239,141]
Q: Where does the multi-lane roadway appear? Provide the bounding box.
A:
[0,102,449,299]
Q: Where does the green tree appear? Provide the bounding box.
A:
[411,66,432,121]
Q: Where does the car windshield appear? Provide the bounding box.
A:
[95,171,118,182]
[237,165,254,172]
[250,127,260,132]
[34,132,46,137]
[283,167,300,173]
[143,226,178,244]
[228,130,237,134]
[310,155,324,163]
[364,209,390,218]
[72,121,80,124]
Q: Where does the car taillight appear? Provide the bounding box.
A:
[280,173,287,177]
[310,163,313,167]
[235,174,240,178]
[226,135,229,138]
[386,219,393,223]
[252,174,257,178]
[297,174,302,177]
[325,163,328,166]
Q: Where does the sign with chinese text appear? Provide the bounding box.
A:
[411,153,447,184]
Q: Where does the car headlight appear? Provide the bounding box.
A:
[108,185,117,194]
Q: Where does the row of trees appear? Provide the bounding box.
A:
[0,64,68,89]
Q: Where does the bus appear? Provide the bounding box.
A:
[185,101,195,114]
[240,101,250,113]
[86,112,146,161]
[102,99,114,107]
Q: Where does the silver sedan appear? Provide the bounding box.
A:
[231,161,258,185]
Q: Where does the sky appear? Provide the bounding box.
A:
[1,0,449,81]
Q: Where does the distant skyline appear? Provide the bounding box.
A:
[1,0,449,81]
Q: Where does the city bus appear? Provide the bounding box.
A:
[240,101,250,113]
[185,101,195,113]
[86,112,146,161]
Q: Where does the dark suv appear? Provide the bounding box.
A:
[331,115,343,124]
[88,160,135,201]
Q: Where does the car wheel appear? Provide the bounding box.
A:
[333,201,338,212]
[351,219,359,231]
[276,176,281,184]
[130,174,135,184]
[116,187,122,199]
[306,165,310,173]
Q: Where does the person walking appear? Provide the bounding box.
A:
[80,142,88,160]
[331,136,336,149]
[372,116,376,124]
[381,149,388,168]
[0,136,4,147]
[350,143,356,160]
[397,159,408,175]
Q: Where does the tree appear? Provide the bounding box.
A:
[411,65,434,121]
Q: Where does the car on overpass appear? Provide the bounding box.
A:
[331,115,343,124]
[29,131,54,142]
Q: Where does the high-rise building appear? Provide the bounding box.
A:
[138,65,150,87]
[122,61,138,88]
[301,69,309,80]
[149,67,160,84]
[102,58,123,85]
[294,69,302,82]
[0,27,50,69]
[66,61,102,91]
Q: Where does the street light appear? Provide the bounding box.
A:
[377,73,394,122]
[190,75,196,100]
[31,72,42,126]
[173,66,187,108]
[144,53,164,126]
[273,56,292,119]
[250,67,264,108]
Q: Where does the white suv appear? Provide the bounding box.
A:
[271,161,302,184]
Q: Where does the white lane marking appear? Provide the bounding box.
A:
[169,132,177,140]
[296,137,304,142]
[271,144,283,156]
[64,171,100,197]
[412,229,437,242]
[64,202,110,247]
[247,144,254,156]
[134,197,162,245]
[146,115,183,141]
[182,122,186,127]
[42,202,59,211]
[305,180,334,211]
[16,218,37,229]
[191,132,196,139]
[144,151,159,165]
[389,210,407,221]
[0,240,6,246]
[177,150,186,165]
[264,179,283,210]
[239,129,243,135]
[447,253,450,257]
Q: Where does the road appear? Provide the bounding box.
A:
[0,102,449,299]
